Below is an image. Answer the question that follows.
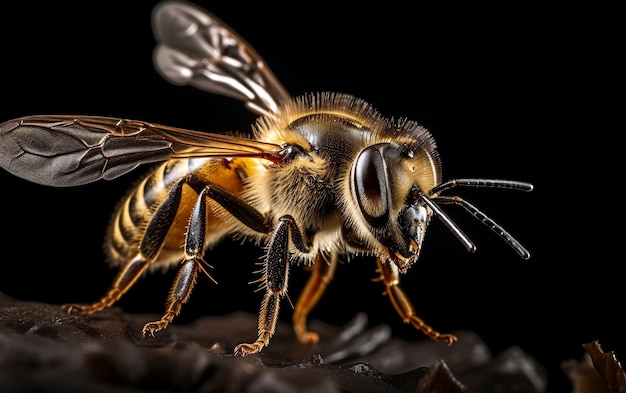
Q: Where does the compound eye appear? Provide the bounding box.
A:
[353,146,389,226]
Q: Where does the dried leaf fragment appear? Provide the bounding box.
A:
[582,341,626,393]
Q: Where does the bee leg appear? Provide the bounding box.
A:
[142,184,218,335]
[62,254,149,315]
[235,215,310,356]
[292,251,338,345]
[141,254,201,337]
[63,177,188,315]
[376,258,457,345]
[142,182,270,336]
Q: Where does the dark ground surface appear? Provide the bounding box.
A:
[1,292,551,393]
[0,2,621,392]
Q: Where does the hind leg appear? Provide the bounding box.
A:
[62,177,189,316]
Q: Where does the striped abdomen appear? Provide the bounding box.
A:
[103,157,257,270]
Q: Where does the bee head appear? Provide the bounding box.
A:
[348,135,441,273]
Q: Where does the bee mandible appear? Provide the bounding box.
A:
[0,1,533,356]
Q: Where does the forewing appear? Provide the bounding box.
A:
[152,1,291,116]
[0,115,282,187]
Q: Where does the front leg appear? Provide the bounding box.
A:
[376,258,457,345]
[234,215,310,356]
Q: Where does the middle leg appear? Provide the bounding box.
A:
[292,251,338,345]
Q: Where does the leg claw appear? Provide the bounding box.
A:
[296,331,319,345]
[142,322,166,337]
[437,334,458,345]
[234,342,263,356]
[61,303,90,314]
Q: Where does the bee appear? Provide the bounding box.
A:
[0,1,532,356]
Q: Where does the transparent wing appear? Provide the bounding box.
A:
[152,1,291,117]
[0,115,283,187]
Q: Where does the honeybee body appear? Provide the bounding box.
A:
[113,93,435,270]
[0,1,533,356]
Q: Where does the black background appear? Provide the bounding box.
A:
[0,2,618,392]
